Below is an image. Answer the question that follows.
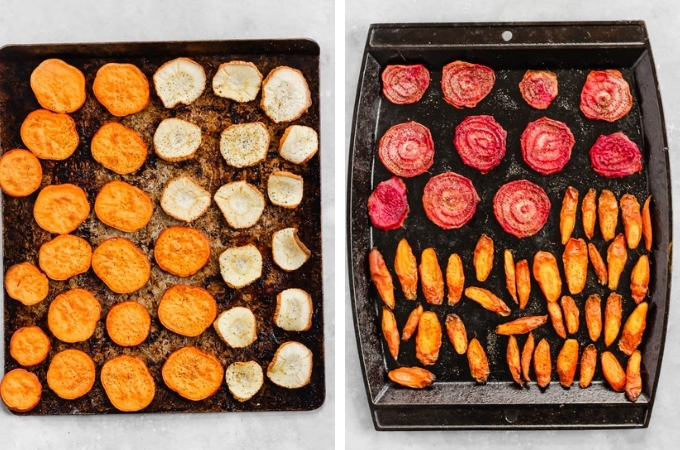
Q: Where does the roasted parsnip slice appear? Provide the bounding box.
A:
[619,302,648,356]
[607,233,627,290]
[563,238,588,295]
[420,248,444,305]
[601,351,626,392]
[266,341,313,389]
[504,250,518,304]
[560,295,579,335]
[388,367,435,389]
[547,301,567,339]
[464,286,511,316]
[582,188,597,240]
[394,238,418,300]
[585,294,602,342]
[154,118,201,162]
[212,61,262,102]
[560,186,579,244]
[588,242,608,285]
[267,171,303,208]
[214,307,257,348]
[153,58,206,108]
[467,338,489,383]
[620,194,642,249]
[261,66,312,123]
[226,361,264,402]
[214,181,265,229]
[625,350,642,402]
[579,344,597,388]
[369,248,395,309]
[557,339,579,388]
[630,255,650,304]
[496,315,547,335]
[219,244,263,289]
[598,189,618,242]
[534,339,551,388]
[415,311,441,366]
[382,307,400,360]
[516,259,531,309]
[533,251,562,302]
[473,234,494,282]
[445,314,468,355]
[401,304,423,341]
[604,293,623,347]
[507,335,523,386]
[446,253,464,306]
[521,332,535,382]
[642,196,653,251]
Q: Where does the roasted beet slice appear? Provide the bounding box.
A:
[520,117,575,175]
[454,115,507,173]
[368,177,409,231]
[519,70,558,109]
[441,61,495,109]
[378,121,434,178]
[589,132,642,178]
[494,180,551,238]
[422,172,479,229]
[381,64,430,105]
[580,70,633,122]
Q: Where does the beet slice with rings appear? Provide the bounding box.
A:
[494,180,551,238]
[378,121,434,178]
[520,117,575,176]
[381,64,430,105]
[441,61,495,109]
[519,70,558,110]
[422,172,480,230]
[454,115,507,173]
[368,177,409,231]
[580,70,633,122]
[589,132,642,178]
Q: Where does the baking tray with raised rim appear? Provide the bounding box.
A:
[1,39,324,415]
[347,21,671,430]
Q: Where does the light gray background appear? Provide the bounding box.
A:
[0,1,335,449]
[346,1,680,448]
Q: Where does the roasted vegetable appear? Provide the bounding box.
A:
[547,301,567,339]
[420,248,444,305]
[585,294,602,342]
[445,314,468,355]
[588,242,608,285]
[504,249,518,304]
[557,339,579,388]
[388,367,436,389]
[620,194,642,249]
[516,259,531,309]
[401,304,423,341]
[446,253,464,306]
[582,188,597,240]
[496,315,547,335]
[369,248,394,309]
[601,351,626,392]
[619,302,648,356]
[560,295,579,335]
[473,234,494,282]
[598,189,618,241]
[464,286,511,316]
[625,350,642,402]
[507,335,523,386]
[416,311,442,365]
[382,307,400,360]
[467,338,490,383]
[534,339,551,388]
[642,196,652,251]
[579,344,597,388]
[521,332,535,382]
[533,251,562,302]
[604,293,622,347]
[394,238,418,300]
[630,255,650,304]
[607,233,627,291]
[563,238,588,295]
[560,186,579,244]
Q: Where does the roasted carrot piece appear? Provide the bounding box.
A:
[588,242,608,286]
[416,311,442,365]
[620,194,642,249]
[630,255,650,304]
[388,367,436,389]
[547,301,567,339]
[394,238,418,300]
[401,304,423,341]
[445,314,468,355]
[582,188,597,240]
[467,338,489,383]
[516,259,531,309]
[473,234,494,282]
[464,286,511,316]
[585,294,602,342]
[446,253,464,306]
[560,186,579,245]
[601,351,626,392]
[598,189,618,242]
[382,307,399,360]
[557,339,579,388]
[533,251,562,302]
[507,335,523,386]
[642,196,652,251]
[534,339,551,388]
[560,295,579,335]
[604,293,623,347]
[625,350,642,402]
[619,302,648,356]
[607,233,627,291]
[504,249,518,304]
[579,344,597,388]
[496,315,547,335]
[563,238,588,295]
[521,332,535,382]
[369,248,394,309]
[420,248,444,305]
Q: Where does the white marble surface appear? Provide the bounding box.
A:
[345,1,680,448]
[0,1,335,449]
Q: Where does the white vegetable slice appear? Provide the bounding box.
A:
[213,61,263,103]
[267,171,304,208]
[261,66,312,123]
[219,244,262,289]
[279,125,318,164]
[267,341,313,389]
[213,181,265,229]
[220,122,269,168]
[154,118,202,162]
[161,175,211,222]
[274,288,313,332]
[272,228,311,272]
[153,57,206,108]
[214,306,257,348]
[226,361,264,402]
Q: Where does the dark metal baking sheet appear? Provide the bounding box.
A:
[348,21,671,430]
[1,39,324,414]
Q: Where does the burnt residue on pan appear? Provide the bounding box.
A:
[0,41,324,415]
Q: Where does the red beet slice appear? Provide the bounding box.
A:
[454,115,507,173]
[382,64,430,105]
[441,61,495,109]
[378,121,434,178]
[580,70,632,122]
[520,117,575,175]
[367,177,409,231]
[519,70,558,109]
[589,132,642,178]
[422,172,480,229]
[494,180,551,238]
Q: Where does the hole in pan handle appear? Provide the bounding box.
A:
[502,30,513,42]
[505,410,518,423]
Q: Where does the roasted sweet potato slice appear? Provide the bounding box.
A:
[91,122,148,175]
[496,315,547,335]
[38,234,92,281]
[588,242,608,285]
[473,234,494,282]
[47,289,101,343]
[446,253,465,305]
[533,251,562,302]
[369,248,394,309]
[4,262,49,306]
[521,332,535,382]
[10,326,50,367]
[394,238,418,300]
[607,233,628,290]
[445,314,468,354]
[158,284,218,337]
[563,238,588,295]
[0,369,42,412]
[20,109,79,160]
[579,344,597,388]
[401,304,423,341]
[626,350,642,402]
[534,339,551,388]
[516,259,531,309]
[507,335,523,386]
[154,226,211,278]
[467,338,489,383]
[582,188,597,239]
[93,63,150,116]
[388,367,435,389]
[0,149,42,197]
[560,295,579,335]
[162,347,223,401]
[101,355,155,412]
[598,189,618,241]
[464,286,511,316]
[557,339,579,388]
[106,301,151,347]
[560,186,579,244]
[30,58,86,113]
[601,351,626,392]
[33,183,90,234]
[416,311,441,366]
[619,302,648,356]
[620,194,642,249]
[46,349,95,400]
[585,294,602,342]
[547,301,567,339]
[504,250,518,304]
[382,307,400,360]
[630,255,650,303]
[95,180,154,233]
[420,248,444,305]
[604,293,623,347]
[92,237,150,294]
[642,196,652,251]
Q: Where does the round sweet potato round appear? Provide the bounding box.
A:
[4,262,49,306]
[91,122,148,175]
[9,326,51,367]
[93,63,150,116]
[162,346,223,401]
[94,180,153,232]
[38,234,92,281]
[0,149,42,197]
[101,354,155,412]
[0,368,42,412]
[46,349,95,400]
[47,289,101,343]
[106,301,151,347]
[33,184,90,234]
[158,284,217,337]
[30,58,86,113]
[92,237,151,294]
[154,226,211,277]
[20,109,79,160]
